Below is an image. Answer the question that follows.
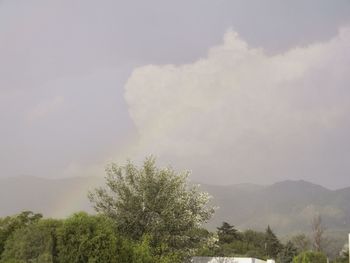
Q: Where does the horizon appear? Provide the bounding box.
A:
[2,174,349,191]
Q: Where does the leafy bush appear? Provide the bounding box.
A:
[293,251,327,263]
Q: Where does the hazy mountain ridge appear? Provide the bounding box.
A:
[199,180,350,236]
[1,176,350,238]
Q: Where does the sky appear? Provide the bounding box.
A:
[1,0,350,189]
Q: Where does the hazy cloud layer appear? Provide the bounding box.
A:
[125,28,350,188]
[1,0,350,187]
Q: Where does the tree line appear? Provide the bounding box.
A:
[0,157,349,263]
[198,221,348,263]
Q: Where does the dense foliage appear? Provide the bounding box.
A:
[277,241,298,263]
[0,213,347,263]
[1,218,60,263]
[293,251,327,263]
[0,211,43,257]
[197,223,285,261]
[0,158,348,262]
[88,157,214,259]
[217,222,240,244]
[265,225,283,259]
[0,212,181,263]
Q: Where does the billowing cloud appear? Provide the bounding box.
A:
[124,28,350,188]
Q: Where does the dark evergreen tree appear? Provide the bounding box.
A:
[278,241,298,263]
[217,222,240,244]
[264,225,282,259]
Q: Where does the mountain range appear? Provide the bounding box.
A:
[1,176,349,240]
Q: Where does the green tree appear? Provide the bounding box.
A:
[131,236,182,263]
[199,228,269,259]
[293,251,327,263]
[217,222,240,244]
[243,229,265,249]
[88,157,214,258]
[278,241,298,263]
[0,211,42,257]
[56,212,178,263]
[264,225,282,259]
[56,212,129,263]
[0,219,61,263]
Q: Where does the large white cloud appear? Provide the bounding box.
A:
[124,28,350,187]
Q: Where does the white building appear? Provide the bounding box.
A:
[191,257,275,263]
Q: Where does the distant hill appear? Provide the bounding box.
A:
[1,176,349,239]
[201,180,350,234]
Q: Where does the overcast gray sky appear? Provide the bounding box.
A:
[1,0,350,188]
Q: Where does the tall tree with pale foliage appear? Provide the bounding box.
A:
[311,214,325,252]
[88,157,214,257]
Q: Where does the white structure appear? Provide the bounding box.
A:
[191,257,275,263]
